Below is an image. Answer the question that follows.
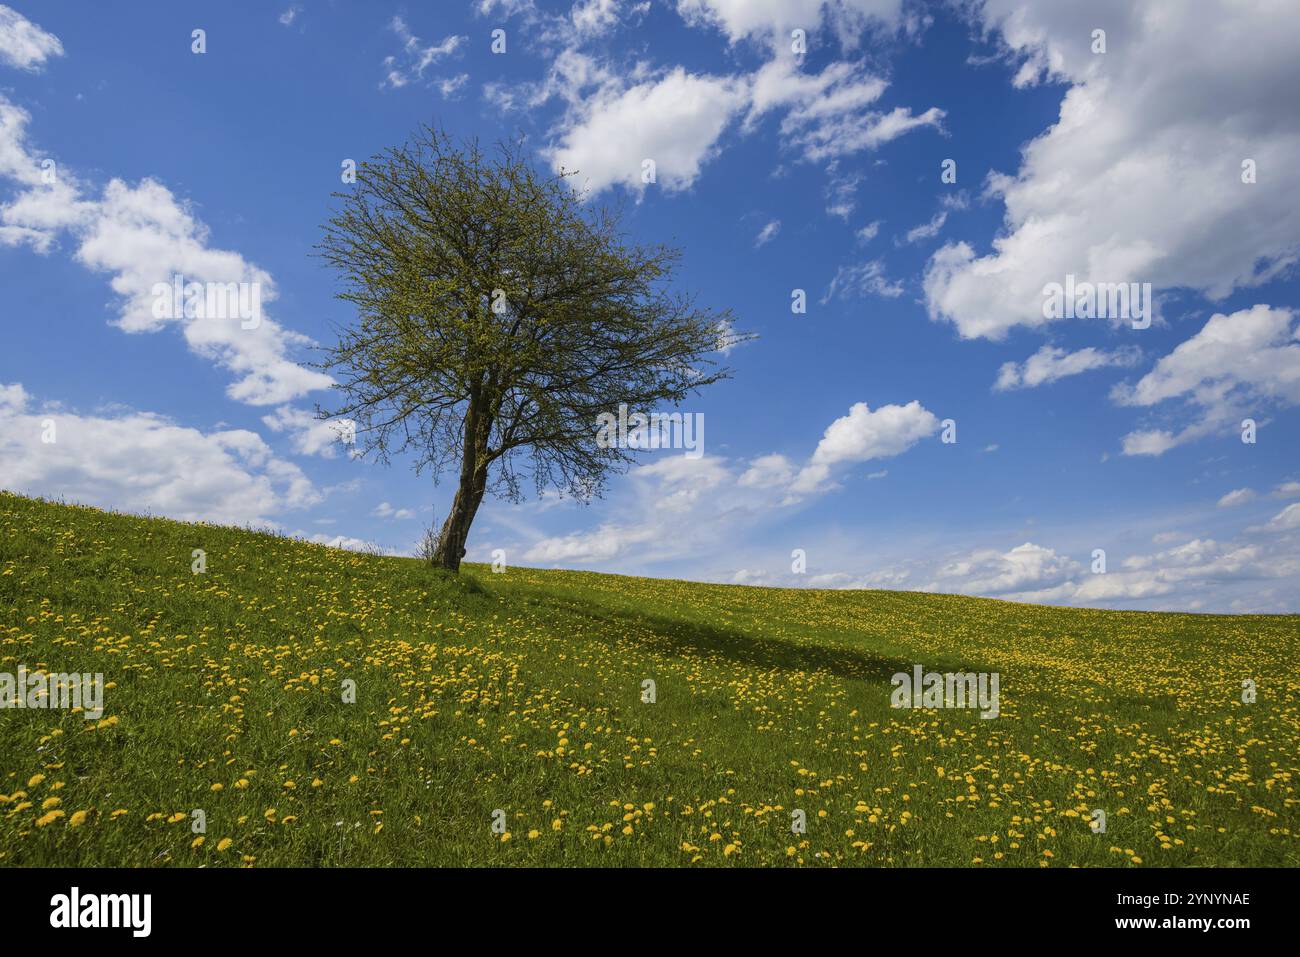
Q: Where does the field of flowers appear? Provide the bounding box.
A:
[0,492,1296,867]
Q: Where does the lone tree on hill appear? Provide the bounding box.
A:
[317,126,745,571]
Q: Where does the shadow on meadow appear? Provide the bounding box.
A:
[499,579,961,688]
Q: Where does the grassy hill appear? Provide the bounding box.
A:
[0,491,1296,867]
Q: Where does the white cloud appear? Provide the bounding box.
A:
[822,162,861,219]
[794,103,941,163]
[924,0,1300,340]
[855,220,881,244]
[77,179,333,405]
[737,452,796,489]
[278,6,302,27]
[994,343,1140,391]
[261,406,356,458]
[740,511,1300,610]
[910,531,1298,609]
[821,259,903,302]
[0,381,29,412]
[305,532,385,554]
[477,0,537,15]
[675,0,904,46]
[1113,304,1300,455]
[1118,429,1178,458]
[0,97,93,236]
[0,382,319,526]
[373,501,416,521]
[714,316,744,355]
[791,400,938,494]
[755,219,780,246]
[1261,503,1300,532]
[571,0,621,37]
[902,211,947,245]
[524,521,658,563]
[1273,481,1300,499]
[928,541,1080,596]
[522,400,936,564]
[1217,488,1255,508]
[0,97,332,407]
[380,16,466,91]
[730,567,773,586]
[527,36,939,197]
[438,73,470,98]
[749,55,943,163]
[520,453,743,565]
[545,66,749,196]
[0,5,62,71]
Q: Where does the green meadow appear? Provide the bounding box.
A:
[0,492,1296,867]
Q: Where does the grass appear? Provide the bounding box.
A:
[0,491,1296,867]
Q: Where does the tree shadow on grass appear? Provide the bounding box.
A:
[515,586,968,686]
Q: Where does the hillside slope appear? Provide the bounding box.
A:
[0,492,1296,866]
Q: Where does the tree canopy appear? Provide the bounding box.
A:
[317,126,746,570]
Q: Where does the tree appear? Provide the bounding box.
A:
[317,126,746,571]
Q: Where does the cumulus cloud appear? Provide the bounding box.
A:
[304,532,386,554]
[908,531,1298,609]
[0,97,93,236]
[924,0,1300,340]
[1112,305,1300,455]
[77,180,334,405]
[522,399,937,564]
[546,66,749,196]
[1217,488,1256,508]
[0,5,62,71]
[513,21,941,197]
[724,513,1300,611]
[994,344,1140,391]
[737,452,796,489]
[790,400,938,494]
[0,95,332,406]
[928,541,1081,596]
[0,382,319,526]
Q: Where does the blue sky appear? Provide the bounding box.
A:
[2,0,1298,613]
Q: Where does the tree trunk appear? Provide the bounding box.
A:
[432,393,490,572]
[432,470,486,571]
